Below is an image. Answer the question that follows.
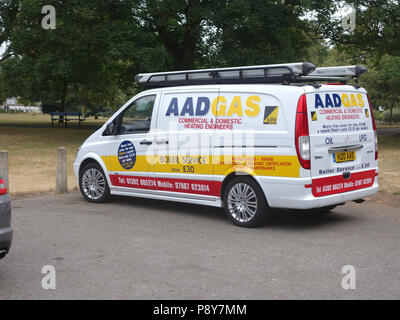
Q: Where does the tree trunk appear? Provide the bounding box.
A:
[60,88,66,113]
[389,100,395,125]
[153,9,201,70]
[58,83,67,123]
[180,30,198,69]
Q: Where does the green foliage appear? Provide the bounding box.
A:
[314,0,400,64]
[316,47,400,125]
[360,55,400,123]
[40,102,60,114]
[382,110,400,123]
[305,37,330,67]
[134,0,323,69]
[203,0,315,67]
[372,109,382,121]
[321,47,357,66]
[0,0,356,113]
[0,0,166,112]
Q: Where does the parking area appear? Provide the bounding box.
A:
[0,192,399,299]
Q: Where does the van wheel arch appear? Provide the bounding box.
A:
[220,173,268,206]
[79,158,101,176]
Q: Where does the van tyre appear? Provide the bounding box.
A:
[223,177,268,228]
[79,162,110,203]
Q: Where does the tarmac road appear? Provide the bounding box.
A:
[0,192,399,299]
[377,127,400,136]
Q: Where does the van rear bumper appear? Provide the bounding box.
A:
[257,176,379,210]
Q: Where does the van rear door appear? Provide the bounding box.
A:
[306,87,377,197]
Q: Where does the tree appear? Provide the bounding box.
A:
[360,55,400,124]
[208,0,313,66]
[136,0,333,69]
[315,0,400,64]
[0,0,19,62]
[0,0,166,112]
[312,1,400,122]
[308,46,400,124]
[0,0,337,113]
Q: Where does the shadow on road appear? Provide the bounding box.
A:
[105,195,358,230]
[266,208,357,230]
[111,195,226,222]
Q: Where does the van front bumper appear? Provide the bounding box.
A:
[257,176,379,210]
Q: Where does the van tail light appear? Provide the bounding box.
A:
[295,94,310,170]
[0,179,7,195]
[367,94,378,160]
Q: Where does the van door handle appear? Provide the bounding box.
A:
[328,144,363,153]
[155,139,169,145]
[140,140,153,145]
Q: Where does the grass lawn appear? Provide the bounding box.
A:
[0,113,399,195]
[0,113,106,194]
[377,134,400,194]
[0,112,106,128]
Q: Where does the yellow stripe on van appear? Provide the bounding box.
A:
[214,155,300,177]
[101,155,300,178]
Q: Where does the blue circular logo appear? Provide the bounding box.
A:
[118,140,136,170]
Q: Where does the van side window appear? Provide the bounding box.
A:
[119,95,156,134]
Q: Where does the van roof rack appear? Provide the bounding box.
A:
[135,63,367,88]
[135,62,315,87]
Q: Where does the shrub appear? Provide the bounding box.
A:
[381,109,400,123]
[372,109,382,121]
[41,102,60,114]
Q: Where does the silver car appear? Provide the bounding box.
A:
[0,178,12,259]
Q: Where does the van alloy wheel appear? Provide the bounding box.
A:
[82,168,106,200]
[79,163,110,203]
[227,183,258,223]
[223,177,268,227]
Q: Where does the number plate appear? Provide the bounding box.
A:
[333,151,356,163]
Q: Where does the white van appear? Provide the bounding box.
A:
[74,63,379,227]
